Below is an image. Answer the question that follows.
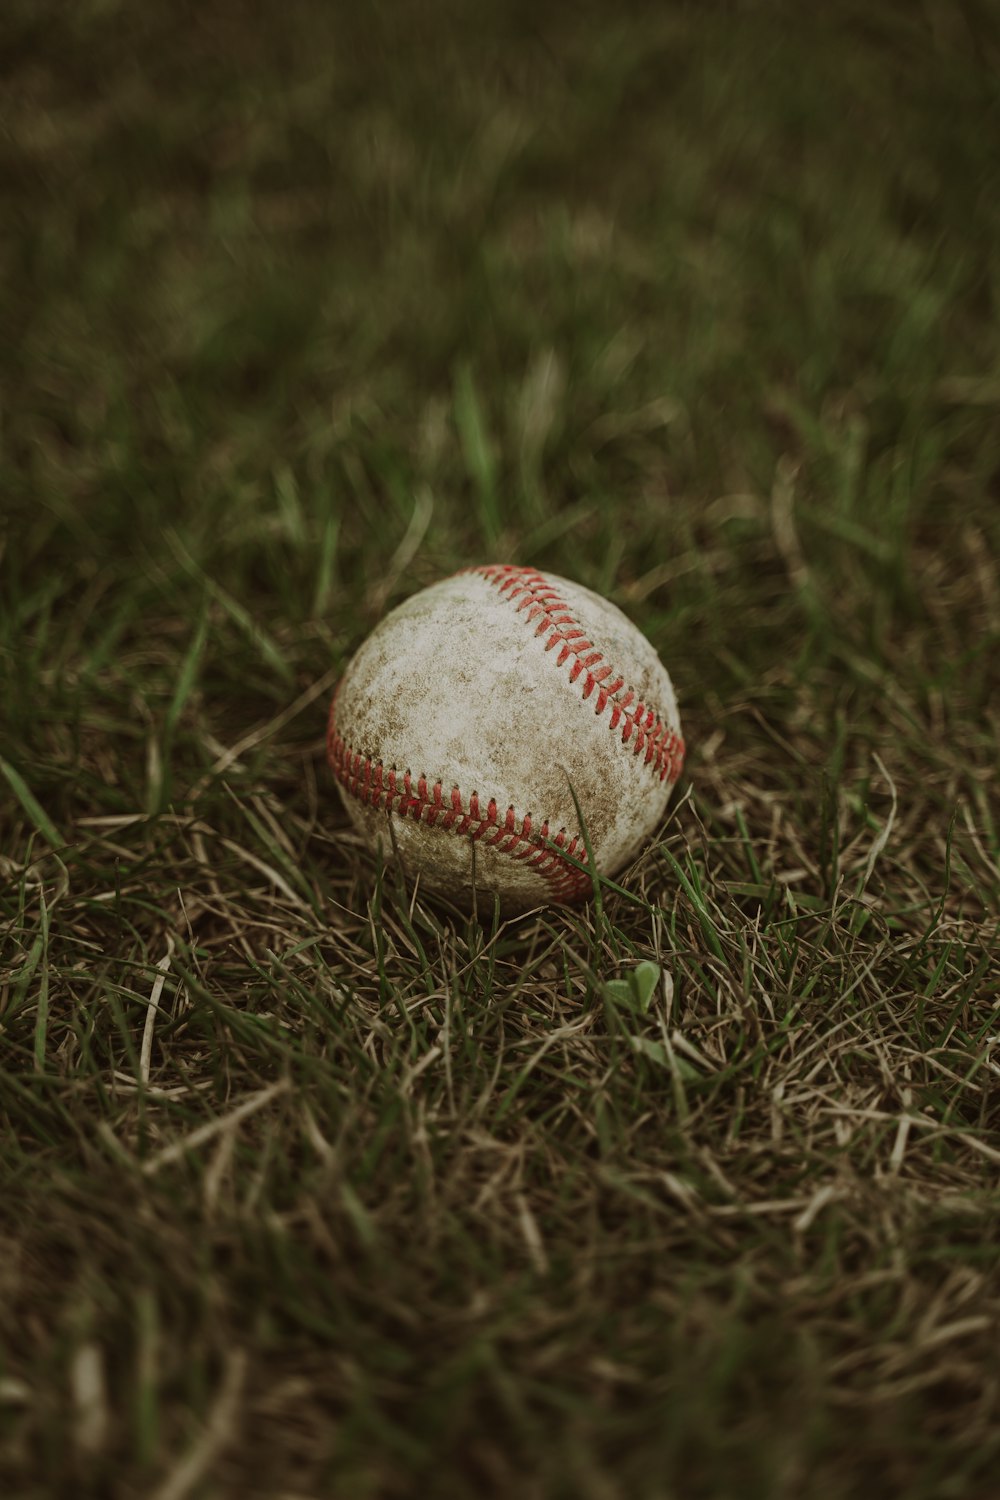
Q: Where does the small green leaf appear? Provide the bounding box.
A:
[627,1034,701,1081]
[603,979,634,1007]
[631,961,661,1012]
[603,962,663,1014]
[629,1035,668,1066]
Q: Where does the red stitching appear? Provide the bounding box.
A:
[468,564,685,785]
[327,567,685,905]
[327,715,591,905]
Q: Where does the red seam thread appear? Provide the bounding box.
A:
[327,567,684,905]
[467,564,686,784]
[327,713,591,905]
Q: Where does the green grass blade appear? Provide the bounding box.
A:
[0,756,63,847]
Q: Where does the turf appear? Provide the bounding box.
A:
[1,2,999,1497]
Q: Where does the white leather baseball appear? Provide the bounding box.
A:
[327,564,685,911]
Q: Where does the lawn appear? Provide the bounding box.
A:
[1,2,999,1497]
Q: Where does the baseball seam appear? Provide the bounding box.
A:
[467,564,685,785]
[328,565,685,904]
[327,721,592,903]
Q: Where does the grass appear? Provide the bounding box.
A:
[1,1,999,1496]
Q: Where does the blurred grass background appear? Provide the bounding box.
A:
[1,2,999,1497]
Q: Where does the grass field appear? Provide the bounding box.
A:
[2,2,999,1497]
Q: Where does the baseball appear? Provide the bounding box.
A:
[327,564,685,912]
